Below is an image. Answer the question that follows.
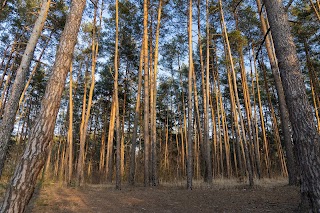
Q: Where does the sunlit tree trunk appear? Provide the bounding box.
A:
[0,0,86,211]
[0,0,51,177]
[67,65,73,184]
[99,112,107,176]
[261,62,288,177]
[106,98,115,182]
[218,0,253,185]
[249,48,262,179]
[234,10,256,178]
[303,39,320,132]
[128,46,143,185]
[252,46,270,177]
[0,59,15,115]
[309,0,320,20]
[197,0,212,183]
[150,0,162,186]
[113,0,121,190]
[187,0,193,190]
[76,1,98,186]
[143,0,150,187]
[0,40,18,91]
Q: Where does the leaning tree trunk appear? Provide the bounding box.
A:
[256,0,297,185]
[0,0,51,177]
[0,0,86,212]
[263,1,320,211]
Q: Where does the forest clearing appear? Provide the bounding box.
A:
[0,0,319,212]
[16,179,300,213]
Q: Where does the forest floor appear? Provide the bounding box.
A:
[18,178,301,213]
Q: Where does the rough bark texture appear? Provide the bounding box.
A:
[256,0,297,185]
[263,0,320,211]
[0,0,51,177]
[0,0,86,212]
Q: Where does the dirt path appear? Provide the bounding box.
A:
[27,179,300,213]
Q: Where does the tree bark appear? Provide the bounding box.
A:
[114,0,121,190]
[263,0,320,211]
[0,0,51,177]
[256,0,297,185]
[0,0,86,211]
[128,46,143,185]
[197,0,212,183]
[187,0,193,190]
[143,0,150,187]
[150,0,162,186]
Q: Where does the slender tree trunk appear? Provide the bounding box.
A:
[77,2,98,186]
[261,62,288,177]
[67,65,73,184]
[252,47,270,177]
[0,41,16,91]
[309,0,320,21]
[143,0,150,187]
[0,0,51,177]
[128,46,143,185]
[43,141,53,180]
[304,39,320,132]
[187,0,193,190]
[77,63,88,185]
[249,48,262,178]
[99,112,107,176]
[113,0,121,190]
[197,0,212,183]
[0,59,15,115]
[205,0,213,181]
[263,1,320,211]
[0,0,86,211]
[18,31,53,110]
[150,0,162,186]
[218,0,253,185]
[234,10,256,179]
[106,99,115,182]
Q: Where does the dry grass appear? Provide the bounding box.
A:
[159,177,289,190]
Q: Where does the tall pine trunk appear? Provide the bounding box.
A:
[143,0,150,187]
[0,0,86,211]
[114,0,121,190]
[187,0,193,190]
[0,0,51,177]
[256,0,297,184]
[263,1,320,211]
[128,46,143,185]
[150,0,162,186]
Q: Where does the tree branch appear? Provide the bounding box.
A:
[284,0,295,12]
[255,27,271,59]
